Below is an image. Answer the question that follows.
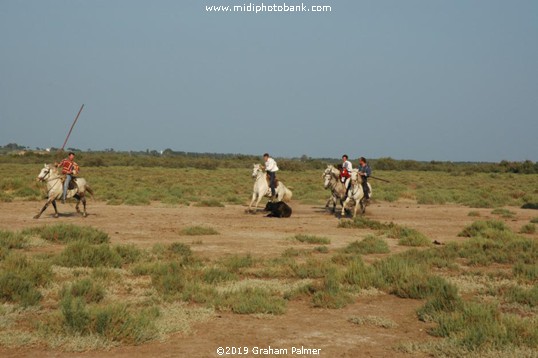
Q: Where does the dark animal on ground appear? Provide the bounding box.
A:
[264,201,292,218]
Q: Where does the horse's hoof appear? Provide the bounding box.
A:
[82,213,87,217]
[33,215,39,219]
[54,214,59,218]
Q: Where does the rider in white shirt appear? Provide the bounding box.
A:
[263,153,279,200]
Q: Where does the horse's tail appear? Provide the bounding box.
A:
[282,187,293,202]
[85,185,95,199]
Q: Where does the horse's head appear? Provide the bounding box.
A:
[252,163,262,178]
[322,165,334,189]
[350,169,360,184]
[37,164,54,182]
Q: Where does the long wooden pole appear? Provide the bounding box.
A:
[61,104,84,151]
[369,176,390,183]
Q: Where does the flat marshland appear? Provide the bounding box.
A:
[0,159,537,357]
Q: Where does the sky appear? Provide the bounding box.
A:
[1,0,537,162]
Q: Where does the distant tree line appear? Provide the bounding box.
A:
[1,143,537,174]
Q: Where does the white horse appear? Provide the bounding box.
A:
[341,169,372,218]
[34,164,94,219]
[322,165,347,213]
[248,164,292,212]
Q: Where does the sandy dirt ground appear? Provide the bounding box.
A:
[0,200,536,357]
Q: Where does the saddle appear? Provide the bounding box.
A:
[60,175,79,190]
[265,173,279,188]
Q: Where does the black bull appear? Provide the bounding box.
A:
[264,201,292,218]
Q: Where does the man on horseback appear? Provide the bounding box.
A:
[262,153,278,201]
[56,152,79,204]
[340,154,352,198]
[358,156,371,202]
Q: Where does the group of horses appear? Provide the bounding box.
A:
[33,163,370,219]
[248,163,371,218]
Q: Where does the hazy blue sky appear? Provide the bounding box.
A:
[1,0,537,162]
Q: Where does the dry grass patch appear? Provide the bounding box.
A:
[348,315,398,329]
[180,225,219,236]
[155,302,213,339]
[290,234,331,245]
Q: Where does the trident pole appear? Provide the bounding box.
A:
[61,104,84,151]
[369,176,390,183]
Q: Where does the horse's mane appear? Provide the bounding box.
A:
[327,165,340,177]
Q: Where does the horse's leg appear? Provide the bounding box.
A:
[74,194,81,214]
[353,199,359,218]
[341,198,350,217]
[249,193,257,212]
[52,200,59,218]
[34,198,53,219]
[81,194,87,217]
[254,194,263,211]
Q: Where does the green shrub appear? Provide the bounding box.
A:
[292,234,331,245]
[61,278,105,303]
[373,255,433,298]
[218,287,287,315]
[0,229,28,249]
[0,272,42,307]
[180,226,219,236]
[56,242,123,268]
[519,223,536,234]
[167,242,192,258]
[60,294,90,334]
[454,223,538,265]
[114,244,143,264]
[313,246,329,253]
[151,262,186,298]
[291,258,333,279]
[59,294,159,343]
[123,193,151,206]
[338,217,388,230]
[338,218,430,247]
[491,208,516,218]
[513,262,538,281]
[0,178,24,191]
[221,254,254,273]
[416,190,449,205]
[428,301,538,350]
[388,226,431,247]
[22,224,109,244]
[312,268,354,309]
[0,253,52,306]
[417,278,462,322]
[15,187,40,199]
[530,217,538,224]
[281,248,301,257]
[0,192,13,202]
[194,199,225,207]
[348,315,397,329]
[398,248,459,270]
[503,285,538,307]
[458,220,510,239]
[179,281,218,304]
[90,304,159,344]
[343,235,390,255]
[203,267,237,284]
[343,258,378,288]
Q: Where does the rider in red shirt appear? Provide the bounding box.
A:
[56,152,79,203]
